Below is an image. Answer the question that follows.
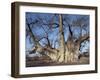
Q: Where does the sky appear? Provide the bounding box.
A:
[25,12,89,53]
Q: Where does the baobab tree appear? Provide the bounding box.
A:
[26,12,89,64]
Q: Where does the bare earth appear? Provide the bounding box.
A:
[26,56,89,67]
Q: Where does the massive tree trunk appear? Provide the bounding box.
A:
[64,34,89,63]
[57,14,65,63]
[55,14,89,63]
[65,41,80,63]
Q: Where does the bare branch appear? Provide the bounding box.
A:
[26,18,41,46]
[75,34,89,44]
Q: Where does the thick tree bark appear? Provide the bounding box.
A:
[64,34,89,63]
[57,14,65,62]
